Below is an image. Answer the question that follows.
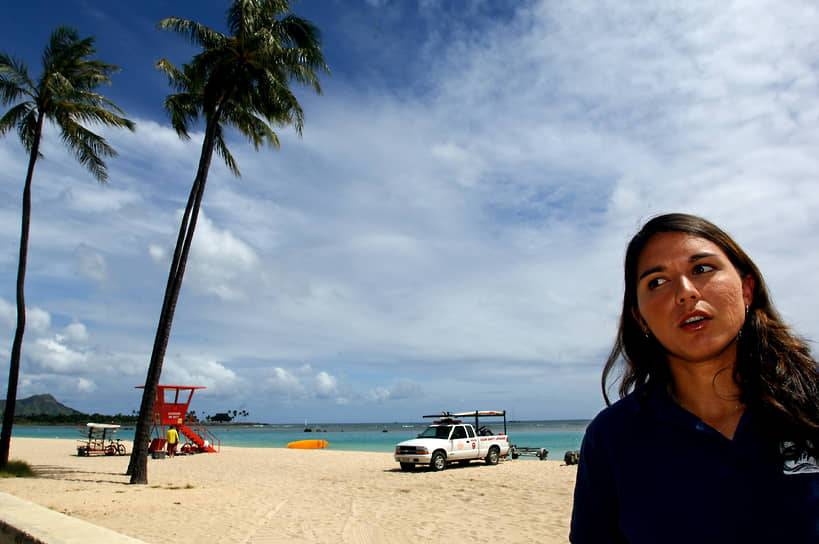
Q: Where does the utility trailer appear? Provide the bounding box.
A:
[509,445,549,460]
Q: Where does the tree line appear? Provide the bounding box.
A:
[6,408,250,425]
[0,0,328,485]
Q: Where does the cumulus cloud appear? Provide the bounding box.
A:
[0,298,14,328]
[161,356,241,396]
[26,308,51,335]
[265,367,306,396]
[177,212,260,301]
[75,244,109,286]
[148,244,166,262]
[314,371,338,398]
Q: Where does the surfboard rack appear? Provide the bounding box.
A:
[423,410,508,436]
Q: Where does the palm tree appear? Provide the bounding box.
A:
[127,0,328,484]
[0,26,134,469]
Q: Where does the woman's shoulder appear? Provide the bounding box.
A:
[586,383,659,436]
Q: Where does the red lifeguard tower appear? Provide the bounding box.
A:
[136,385,220,454]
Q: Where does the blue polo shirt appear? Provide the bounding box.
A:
[570,381,819,543]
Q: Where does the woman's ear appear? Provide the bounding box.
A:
[631,307,648,333]
[742,274,755,307]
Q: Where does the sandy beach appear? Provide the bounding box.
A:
[1,437,577,543]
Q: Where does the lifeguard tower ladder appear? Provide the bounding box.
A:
[137,384,220,453]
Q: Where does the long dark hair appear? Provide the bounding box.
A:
[603,213,819,453]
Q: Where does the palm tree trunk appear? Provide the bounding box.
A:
[128,117,219,484]
[126,162,202,478]
[0,114,43,469]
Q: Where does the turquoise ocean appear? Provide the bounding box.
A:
[12,420,589,461]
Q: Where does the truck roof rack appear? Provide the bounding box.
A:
[422,410,507,435]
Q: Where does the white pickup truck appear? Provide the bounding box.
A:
[394,410,511,471]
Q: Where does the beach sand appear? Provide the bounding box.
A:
[2,438,577,543]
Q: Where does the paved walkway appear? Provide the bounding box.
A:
[0,492,148,544]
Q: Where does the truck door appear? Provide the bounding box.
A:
[464,424,480,459]
[449,425,470,460]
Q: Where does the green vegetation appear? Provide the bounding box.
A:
[0,396,248,425]
[0,459,36,478]
[0,394,138,425]
[11,413,138,425]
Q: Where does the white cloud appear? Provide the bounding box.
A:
[74,244,109,286]
[184,212,260,301]
[0,298,14,328]
[27,307,51,335]
[148,244,166,262]
[29,337,88,372]
[314,371,338,398]
[76,377,97,394]
[62,185,141,213]
[62,322,89,343]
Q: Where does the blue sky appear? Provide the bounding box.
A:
[1,0,818,424]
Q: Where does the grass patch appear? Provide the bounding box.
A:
[0,460,36,478]
[166,483,195,490]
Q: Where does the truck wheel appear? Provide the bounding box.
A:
[485,446,500,465]
[400,462,415,472]
[430,451,447,471]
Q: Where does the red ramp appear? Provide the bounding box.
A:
[179,421,219,453]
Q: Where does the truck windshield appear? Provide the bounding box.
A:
[419,425,452,439]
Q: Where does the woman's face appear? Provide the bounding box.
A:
[632,231,754,368]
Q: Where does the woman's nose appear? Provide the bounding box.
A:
[676,276,700,304]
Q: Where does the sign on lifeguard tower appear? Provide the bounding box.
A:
[136,384,219,454]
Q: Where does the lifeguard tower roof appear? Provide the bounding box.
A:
[135,384,206,426]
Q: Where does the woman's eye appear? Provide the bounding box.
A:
[647,277,667,290]
[693,263,716,274]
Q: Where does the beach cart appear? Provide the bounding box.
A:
[77,423,128,456]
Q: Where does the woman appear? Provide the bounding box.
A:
[570,213,818,543]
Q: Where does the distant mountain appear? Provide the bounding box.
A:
[0,394,83,417]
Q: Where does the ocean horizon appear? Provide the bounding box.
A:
[10,419,589,461]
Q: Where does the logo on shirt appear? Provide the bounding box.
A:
[780,441,819,475]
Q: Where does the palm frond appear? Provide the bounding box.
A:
[0,102,33,139]
[223,107,279,151]
[69,89,130,116]
[253,71,302,130]
[155,59,191,94]
[213,125,240,177]
[18,108,40,154]
[53,99,135,131]
[57,115,116,182]
[42,26,82,68]
[156,17,227,50]
[0,54,35,104]
[45,71,75,99]
[163,93,201,138]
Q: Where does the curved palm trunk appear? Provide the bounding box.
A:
[128,116,219,484]
[0,113,44,469]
